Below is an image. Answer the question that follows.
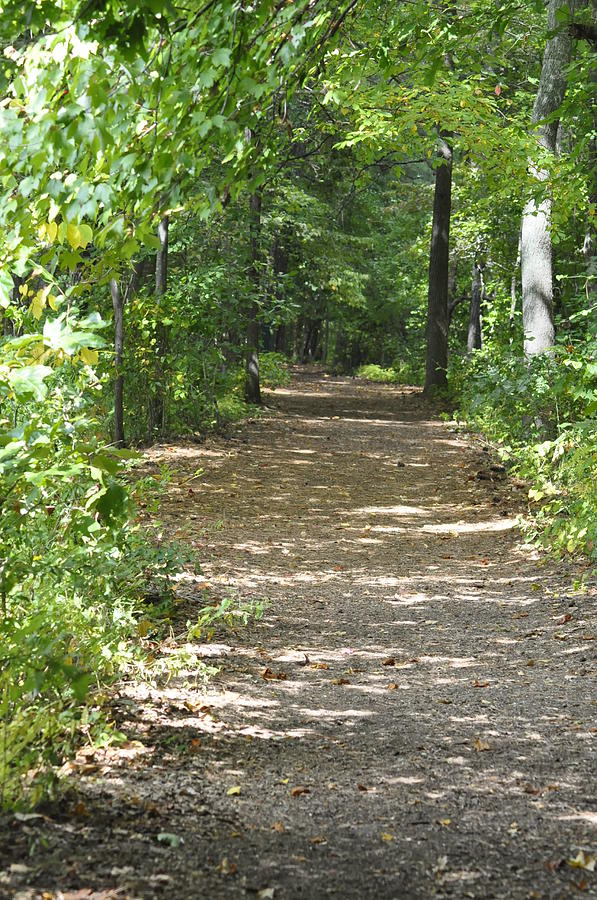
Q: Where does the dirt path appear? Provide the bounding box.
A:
[2,371,596,899]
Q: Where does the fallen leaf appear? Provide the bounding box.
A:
[474,738,491,752]
[555,613,573,625]
[512,612,529,619]
[227,786,242,796]
[217,858,237,876]
[474,679,490,688]
[357,784,370,792]
[382,658,396,666]
[438,818,451,827]
[310,835,326,844]
[569,851,596,872]
[332,677,350,685]
[290,786,310,797]
[262,667,287,681]
[279,777,289,784]
[522,784,541,795]
[381,832,394,842]
[387,683,399,690]
[271,821,285,833]
[311,662,330,670]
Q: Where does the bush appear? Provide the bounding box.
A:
[0,318,187,808]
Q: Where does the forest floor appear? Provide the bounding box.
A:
[1,369,596,899]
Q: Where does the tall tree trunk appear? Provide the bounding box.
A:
[521,0,574,355]
[467,262,483,354]
[245,191,262,404]
[424,139,453,392]
[149,216,169,436]
[111,278,125,447]
[510,232,522,335]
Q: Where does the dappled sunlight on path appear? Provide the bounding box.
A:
[3,371,595,899]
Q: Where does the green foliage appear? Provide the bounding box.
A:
[258,352,291,388]
[356,364,401,383]
[188,596,266,642]
[0,316,188,808]
[451,337,597,560]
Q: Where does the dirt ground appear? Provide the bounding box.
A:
[1,370,596,899]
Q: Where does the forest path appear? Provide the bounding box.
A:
[4,371,597,899]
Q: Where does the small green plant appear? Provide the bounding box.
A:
[188,596,266,642]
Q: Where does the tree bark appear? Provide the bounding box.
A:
[111,277,125,447]
[521,0,574,355]
[149,216,169,436]
[424,139,453,392]
[245,191,262,404]
[467,262,483,355]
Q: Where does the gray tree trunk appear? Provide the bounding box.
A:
[111,277,125,447]
[521,0,574,355]
[424,139,453,392]
[467,262,483,354]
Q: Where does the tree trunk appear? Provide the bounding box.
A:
[424,139,453,392]
[521,0,574,355]
[510,232,522,334]
[111,278,125,447]
[149,216,169,437]
[245,191,262,404]
[467,262,483,354]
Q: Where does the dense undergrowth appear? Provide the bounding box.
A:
[451,338,597,562]
[0,325,284,810]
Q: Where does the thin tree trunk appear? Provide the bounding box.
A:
[510,232,522,333]
[424,139,453,392]
[467,262,483,355]
[245,191,262,404]
[521,0,574,355]
[111,278,125,447]
[149,216,169,436]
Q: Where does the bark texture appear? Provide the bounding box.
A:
[424,140,452,392]
[111,278,125,447]
[149,216,169,436]
[245,191,262,405]
[467,262,483,355]
[521,0,574,355]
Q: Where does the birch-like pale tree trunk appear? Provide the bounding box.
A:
[521,0,574,355]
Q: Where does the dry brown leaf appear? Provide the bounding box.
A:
[311,662,330,670]
[474,738,491,752]
[555,613,573,625]
[290,786,310,797]
[387,683,399,690]
[271,821,285,833]
[522,784,541,795]
[310,835,326,844]
[382,657,396,666]
[332,677,350,685]
[262,667,287,681]
[474,679,490,688]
